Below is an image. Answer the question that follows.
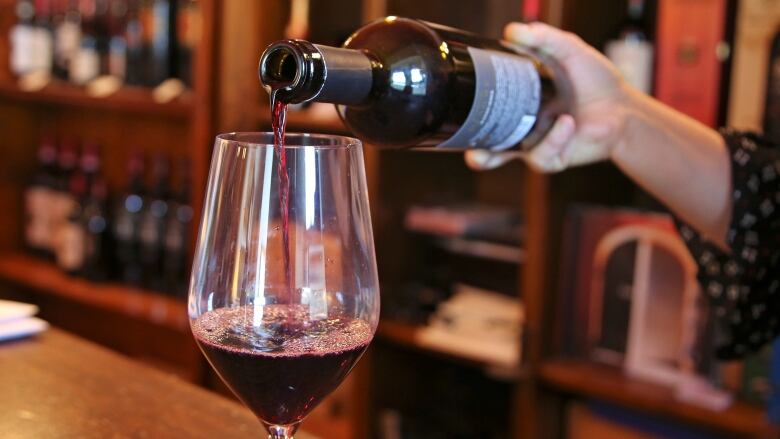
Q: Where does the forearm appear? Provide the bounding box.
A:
[610,87,732,248]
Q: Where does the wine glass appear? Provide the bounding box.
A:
[188,132,380,439]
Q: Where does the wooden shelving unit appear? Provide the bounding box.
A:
[0,0,218,382]
[539,359,779,438]
[0,253,188,333]
[0,81,193,119]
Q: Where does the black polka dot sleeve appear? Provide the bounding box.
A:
[675,130,780,360]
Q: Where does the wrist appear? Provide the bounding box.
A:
[609,85,646,164]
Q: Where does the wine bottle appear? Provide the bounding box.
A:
[106,0,128,79]
[32,0,55,75]
[138,0,155,85]
[174,0,199,87]
[70,0,99,84]
[146,0,174,85]
[138,154,169,290]
[93,0,110,75]
[124,0,144,85]
[9,0,36,75]
[113,150,144,285]
[163,158,193,297]
[80,141,101,185]
[258,16,572,151]
[604,0,653,94]
[52,0,81,80]
[24,136,58,258]
[82,175,111,281]
[55,155,87,275]
[50,140,78,253]
[56,142,102,274]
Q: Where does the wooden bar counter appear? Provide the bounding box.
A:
[0,328,315,438]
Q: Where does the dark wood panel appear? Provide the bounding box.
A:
[0,103,39,251]
[0,0,16,81]
[387,0,521,38]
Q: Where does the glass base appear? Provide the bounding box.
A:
[266,423,299,439]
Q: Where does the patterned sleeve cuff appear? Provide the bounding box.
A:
[674,130,780,359]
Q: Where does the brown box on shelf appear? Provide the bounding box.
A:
[655,0,729,126]
[558,206,678,362]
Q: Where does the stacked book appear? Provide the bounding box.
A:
[416,284,523,370]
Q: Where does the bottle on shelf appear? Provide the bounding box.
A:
[124,0,144,85]
[9,0,37,76]
[24,136,59,258]
[82,174,111,281]
[32,0,55,75]
[93,0,111,76]
[138,0,155,85]
[175,0,200,87]
[55,152,87,275]
[52,0,82,80]
[70,0,100,84]
[55,142,107,275]
[146,0,174,86]
[113,150,145,285]
[258,16,572,151]
[10,0,54,76]
[79,141,101,187]
[604,0,654,95]
[107,0,129,80]
[138,153,169,290]
[163,158,193,297]
[50,139,78,249]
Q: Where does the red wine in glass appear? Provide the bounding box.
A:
[191,131,378,439]
[192,305,371,426]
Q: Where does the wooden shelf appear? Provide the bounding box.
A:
[0,253,189,333]
[539,359,779,438]
[377,319,524,381]
[0,81,193,119]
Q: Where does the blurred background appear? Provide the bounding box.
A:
[0,0,779,438]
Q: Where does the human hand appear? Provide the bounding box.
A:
[466,22,631,173]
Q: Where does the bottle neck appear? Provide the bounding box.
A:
[259,39,374,105]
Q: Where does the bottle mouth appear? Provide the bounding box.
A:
[258,40,325,103]
[260,46,301,87]
[216,132,361,150]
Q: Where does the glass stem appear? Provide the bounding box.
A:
[267,425,295,439]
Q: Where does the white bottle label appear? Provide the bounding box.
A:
[25,187,53,249]
[56,222,85,271]
[55,21,81,64]
[31,28,53,72]
[606,39,654,94]
[10,25,36,74]
[439,47,541,151]
[70,47,100,85]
